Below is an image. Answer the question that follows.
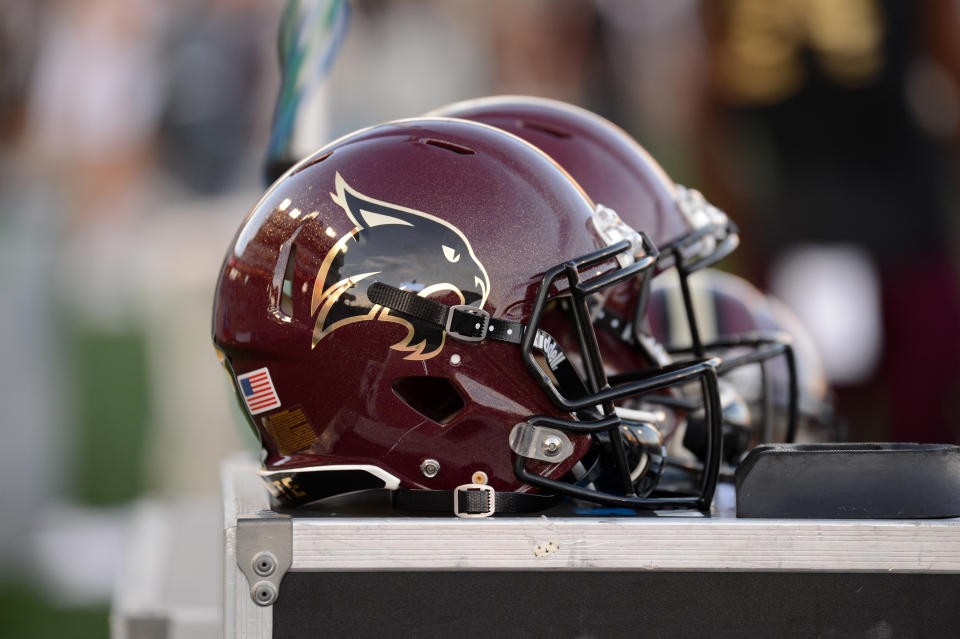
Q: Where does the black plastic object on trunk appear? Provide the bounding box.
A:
[735,443,960,518]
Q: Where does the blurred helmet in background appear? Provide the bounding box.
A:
[649,269,839,446]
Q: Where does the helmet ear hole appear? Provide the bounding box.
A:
[392,377,465,424]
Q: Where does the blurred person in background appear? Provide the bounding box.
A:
[2,0,276,633]
[697,0,960,444]
[22,0,275,510]
[159,0,274,194]
[317,0,616,138]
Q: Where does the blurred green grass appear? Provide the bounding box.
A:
[0,586,107,639]
[0,324,156,636]
[67,326,151,505]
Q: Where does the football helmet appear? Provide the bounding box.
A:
[648,269,838,445]
[430,96,798,466]
[212,118,724,515]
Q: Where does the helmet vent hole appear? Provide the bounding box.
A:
[291,151,333,176]
[279,244,297,316]
[418,138,476,155]
[520,120,571,139]
[392,376,465,424]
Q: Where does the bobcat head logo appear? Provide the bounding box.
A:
[311,173,490,360]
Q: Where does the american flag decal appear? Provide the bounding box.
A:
[237,367,281,415]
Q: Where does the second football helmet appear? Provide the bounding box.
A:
[431,96,799,467]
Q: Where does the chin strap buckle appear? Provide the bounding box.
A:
[453,483,496,518]
[445,305,491,343]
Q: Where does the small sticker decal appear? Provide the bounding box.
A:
[261,407,318,455]
[238,367,281,415]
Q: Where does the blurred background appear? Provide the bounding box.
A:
[2,0,960,635]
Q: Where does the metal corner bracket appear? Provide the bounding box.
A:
[236,511,292,606]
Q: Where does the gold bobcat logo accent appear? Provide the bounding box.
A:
[311,173,490,360]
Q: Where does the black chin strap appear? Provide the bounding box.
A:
[368,281,525,344]
[368,281,589,399]
[591,304,674,368]
[593,307,636,346]
[393,487,562,517]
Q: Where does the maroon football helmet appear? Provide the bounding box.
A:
[212,118,724,515]
[430,96,798,467]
